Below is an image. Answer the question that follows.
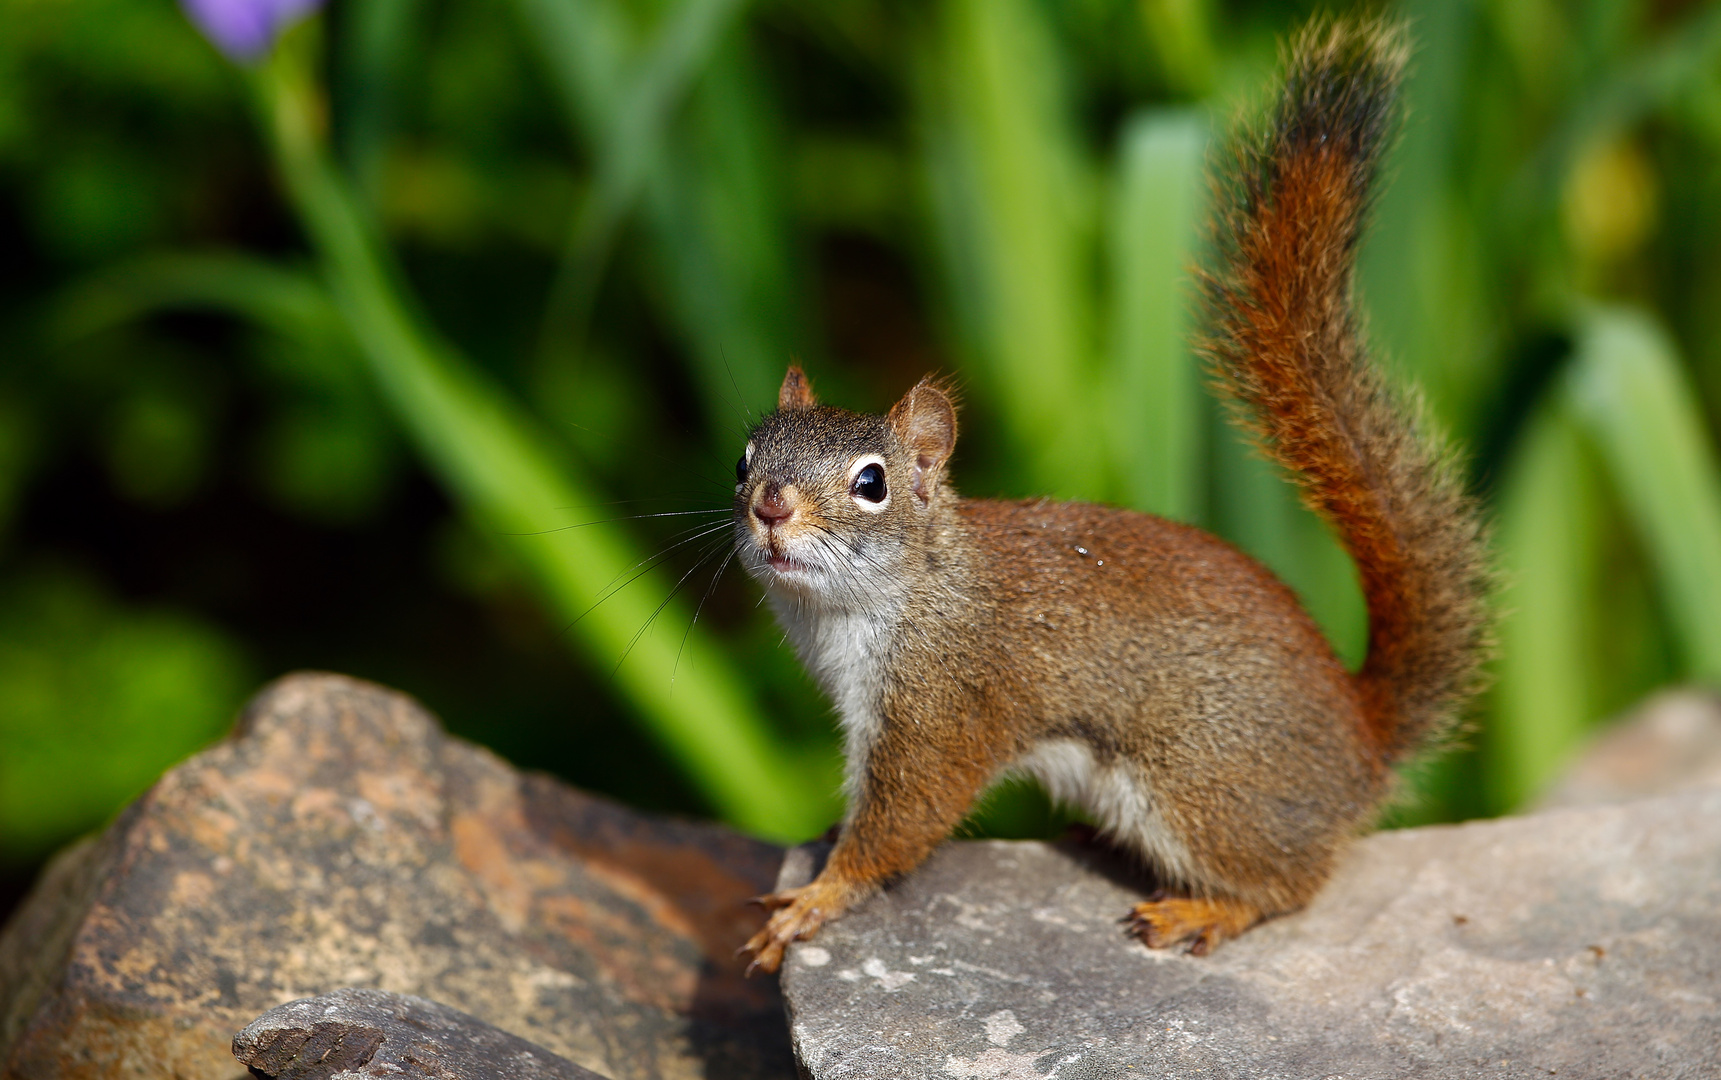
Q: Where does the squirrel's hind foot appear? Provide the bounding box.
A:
[1126,895,1262,956]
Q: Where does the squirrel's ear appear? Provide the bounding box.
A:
[778,366,818,411]
[888,376,959,504]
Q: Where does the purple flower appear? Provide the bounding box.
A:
[180,0,324,62]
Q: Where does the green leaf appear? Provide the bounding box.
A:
[50,252,346,353]
[513,0,631,130]
[0,570,252,864]
[536,0,752,357]
[1489,398,1601,809]
[919,0,1098,498]
[634,42,803,429]
[1106,108,1206,521]
[516,0,796,442]
[1511,1,1721,238]
[1358,0,1490,431]
[335,0,421,201]
[1567,306,1721,683]
[1135,0,1217,97]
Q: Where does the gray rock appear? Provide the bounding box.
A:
[1540,688,1721,809]
[233,987,605,1079]
[780,787,1721,1079]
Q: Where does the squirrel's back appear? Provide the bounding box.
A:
[930,497,1378,908]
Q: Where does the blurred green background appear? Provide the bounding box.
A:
[5,0,1721,916]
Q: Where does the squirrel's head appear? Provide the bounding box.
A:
[733,366,958,607]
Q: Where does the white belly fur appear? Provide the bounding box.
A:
[771,595,891,803]
[1012,739,1195,886]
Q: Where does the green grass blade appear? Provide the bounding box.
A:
[1488,398,1600,810]
[1357,0,1489,431]
[517,0,795,440]
[1567,306,1721,682]
[920,0,1097,498]
[635,42,801,430]
[1509,2,1721,235]
[255,41,833,840]
[513,0,630,131]
[1135,0,1217,97]
[49,252,344,350]
[537,0,750,358]
[335,0,419,201]
[1106,108,1207,522]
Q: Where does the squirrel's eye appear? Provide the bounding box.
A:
[851,463,887,503]
[735,455,749,485]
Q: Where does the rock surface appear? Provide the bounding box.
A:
[1540,688,1721,809]
[233,987,604,1079]
[0,673,794,1080]
[779,787,1721,1079]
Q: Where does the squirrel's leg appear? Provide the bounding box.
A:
[1126,895,1263,956]
[740,715,995,975]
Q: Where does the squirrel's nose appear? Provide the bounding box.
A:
[753,483,794,527]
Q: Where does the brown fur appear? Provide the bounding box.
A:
[1204,19,1493,758]
[731,20,1491,975]
[778,365,817,411]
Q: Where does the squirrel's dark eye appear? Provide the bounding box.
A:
[735,455,749,485]
[851,463,887,503]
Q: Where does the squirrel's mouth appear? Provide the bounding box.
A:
[767,552,813,575]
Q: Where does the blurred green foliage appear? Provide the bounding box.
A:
[5,0,1721,881]
[0,568,252,862]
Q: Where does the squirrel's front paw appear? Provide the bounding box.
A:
[738,880,850,975]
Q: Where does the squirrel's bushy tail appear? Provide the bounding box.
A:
[1203,19,1492,761]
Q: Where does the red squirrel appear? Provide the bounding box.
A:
[731,19,1491,975]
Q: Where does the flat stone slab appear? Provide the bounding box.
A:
[1540,688,1721,809]
[780,787,1721,1079]
[233,987,605,1079]
[0,673,794,1080]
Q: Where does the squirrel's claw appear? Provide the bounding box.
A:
[747,886,805,912]
[737,883,843,976]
